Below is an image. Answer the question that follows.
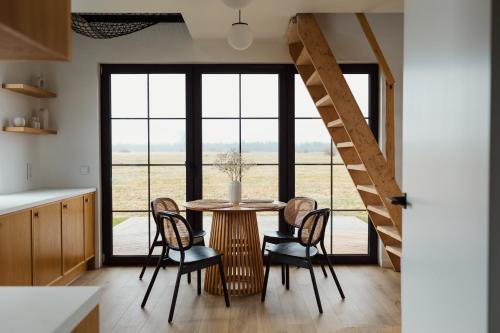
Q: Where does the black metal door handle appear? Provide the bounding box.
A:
[387,193,407,209]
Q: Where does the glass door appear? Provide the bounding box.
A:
[294,64,379,262]
[200,71,280,240]
[101,66,192,263]
[101,64,377,265]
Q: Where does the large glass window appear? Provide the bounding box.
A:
[102,64,378,264]
[201,73,279,238]
[294,73,371,255]
[111,73,187,256]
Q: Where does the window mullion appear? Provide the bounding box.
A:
[147,73,151,250]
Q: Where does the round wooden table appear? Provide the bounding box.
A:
[184,200,286,296]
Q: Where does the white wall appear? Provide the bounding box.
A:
[402,0,491,332]
[38,16,403,266]
[317,13,404,184]
[0,62,45,194]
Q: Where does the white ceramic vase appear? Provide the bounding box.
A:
[229,181,242,203]
[39,108,49,129]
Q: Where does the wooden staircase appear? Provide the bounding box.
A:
[287,14,403,271]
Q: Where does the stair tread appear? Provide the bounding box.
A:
[356,184,377,194]
[367,205,391,218]
[297,65,315,83]
[336,142,354,148]
[377,225,402,242]
[296,47,312,65]
[327,119,343,128]
[386,245,402,257]
[306,70,321,86]
[315,95,332,107]
[347,164,366,171]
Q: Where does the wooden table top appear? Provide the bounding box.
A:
[184,199,286,212]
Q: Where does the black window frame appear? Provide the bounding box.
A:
[100,63,378,265]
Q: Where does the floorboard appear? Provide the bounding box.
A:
[72,265,401,333]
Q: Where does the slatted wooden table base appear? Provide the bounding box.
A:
[204,211,264,296]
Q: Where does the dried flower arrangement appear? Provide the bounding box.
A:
[213,149,255,182]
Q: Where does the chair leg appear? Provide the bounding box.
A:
[188,272,191,284]
[321,242,345,299]
[261,237,267,257]
[141,246,165,308]
[197,269,202,295]
[281,265,285,285]
[308,260,323,314]
[163,247,169,270]
[285,264,290,290]
[319,241,327,277]
[217,258,230,307]
[261,253,272,302]
[168,268,183,323]
[139,231,159,279]
[320,263,328,278]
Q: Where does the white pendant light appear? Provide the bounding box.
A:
[221,0,252,9]
[227,10,253,51]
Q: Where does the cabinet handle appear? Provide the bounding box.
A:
[63,204,68,209]
[34,212,39,218]
[85,198,89,203]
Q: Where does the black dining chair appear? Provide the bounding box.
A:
[261,208,345,314]
[261,197,328,288]
[140,211,230,323]
[139,197,206,284]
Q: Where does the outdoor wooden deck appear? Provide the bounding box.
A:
[113,215,368,256]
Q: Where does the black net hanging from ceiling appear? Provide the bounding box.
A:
[72,13,184,39]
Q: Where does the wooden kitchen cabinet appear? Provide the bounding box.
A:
[0,210,32,285]
[1,190,95,286]
[33,202,62,285]
[84,193,95,260]
[62,197,85,274]
[0,0,71,60]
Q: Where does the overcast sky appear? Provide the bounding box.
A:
[111,73,368,146]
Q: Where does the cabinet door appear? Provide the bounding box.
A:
[0,0,71,60]
[0,210,32,285]
[84,193,95,260]
[62,197,85,273]
[33,203,62,285]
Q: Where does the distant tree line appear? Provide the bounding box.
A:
[112,141,331,153]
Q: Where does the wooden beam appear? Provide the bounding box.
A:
[355,13,395,85]
[286,16,300,45]
[356,12,396,177]
[386,81,395,177]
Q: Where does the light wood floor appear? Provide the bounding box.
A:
[72,265,401,333]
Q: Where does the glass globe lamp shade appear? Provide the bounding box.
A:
[227,23,253,50]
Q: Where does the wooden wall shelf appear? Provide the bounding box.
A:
[3,127,57,135]
[2,84,56,98]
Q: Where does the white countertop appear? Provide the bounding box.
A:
[0,187,96,215]
[0,287,101,333]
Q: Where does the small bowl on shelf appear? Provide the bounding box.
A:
[13,117,26,127]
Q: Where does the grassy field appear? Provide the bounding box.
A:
[111,152,366,225]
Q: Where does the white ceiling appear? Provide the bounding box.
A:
[72,0,403,40]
